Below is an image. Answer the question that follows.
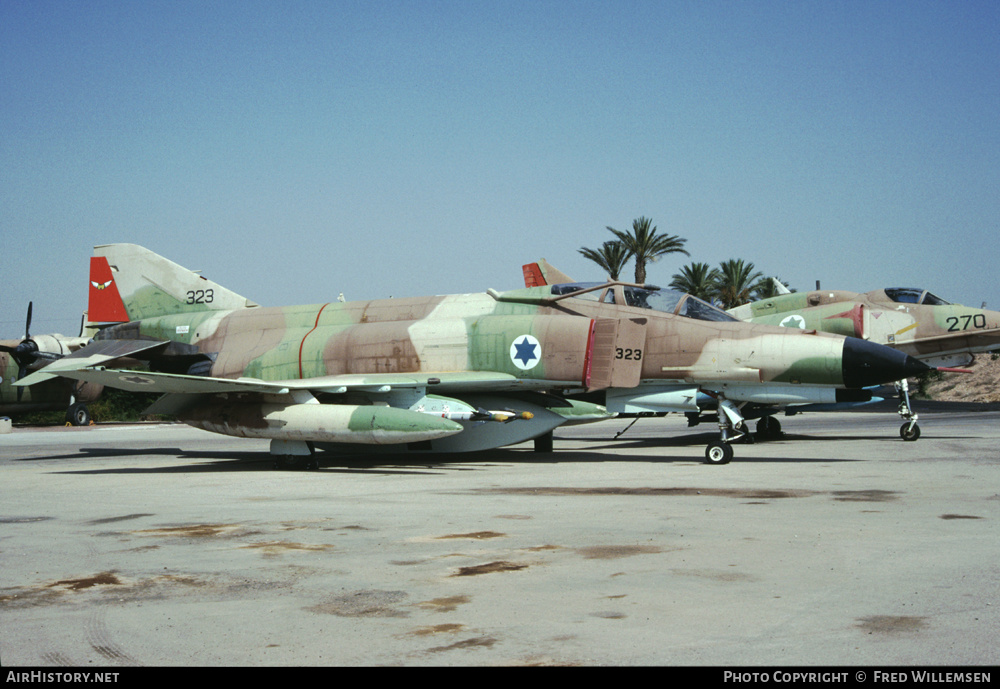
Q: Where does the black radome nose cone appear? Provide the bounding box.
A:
[842,337,932,388]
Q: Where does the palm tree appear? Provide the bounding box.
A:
[606,216,688,284]
[669,262,722,302]
[578,240,633,281]
[715,258,764,309]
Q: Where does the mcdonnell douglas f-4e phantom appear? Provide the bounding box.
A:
[19,245,931,466]
[730,287,1000,440]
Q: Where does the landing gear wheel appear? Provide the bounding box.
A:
[756,416,782,441]
[899,423,921,441]
[533,431,554,453]
[704,441,734,465]
[65,403,91,426]
[273,455,319,470]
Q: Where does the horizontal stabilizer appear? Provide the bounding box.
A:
[14,339,168,386]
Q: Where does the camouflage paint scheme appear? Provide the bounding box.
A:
[19,245,929,464]
[730,288,1000,369]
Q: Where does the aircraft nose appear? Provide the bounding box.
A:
[842,337,931,388]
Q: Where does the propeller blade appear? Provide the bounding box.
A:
[5,302,74,401]
[8,302,38,401]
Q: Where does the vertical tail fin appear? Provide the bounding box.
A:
[522,263,547,287]
[521,259,575,287]
[91,244,258,322]
[769,277,792,295]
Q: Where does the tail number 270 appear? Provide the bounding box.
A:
[946,314,986,332]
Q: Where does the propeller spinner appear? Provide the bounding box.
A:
[0,303,50,401]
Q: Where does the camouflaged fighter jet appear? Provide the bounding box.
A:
[1,303,102,425]
[729,287,1000,440]
[18,244,930,466]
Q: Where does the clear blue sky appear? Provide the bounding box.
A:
[3,0,999,335]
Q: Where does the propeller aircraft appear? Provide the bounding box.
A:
[1,303,102,424]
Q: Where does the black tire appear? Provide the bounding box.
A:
[756,416,782,441]
[273,455,317,470]
[900,423,921,441]
[704,441,733,465]
[65,403,91,426]
[534,431,554,453]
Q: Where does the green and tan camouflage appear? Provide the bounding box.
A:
[19,244,932,465]
[730,288,1000,370]
[729,286,1000,441]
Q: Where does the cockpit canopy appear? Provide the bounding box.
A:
[881,288,952,306]
[551,282,739,322]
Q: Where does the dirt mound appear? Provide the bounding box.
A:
[922,354,1000,403]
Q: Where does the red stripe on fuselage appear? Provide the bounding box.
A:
[299,303,332,379]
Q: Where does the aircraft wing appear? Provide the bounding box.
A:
[31,368,547,396]
[37,368,290,394]
[894,327,1000,353]
[36,367,592,439]
[14,339,169,386]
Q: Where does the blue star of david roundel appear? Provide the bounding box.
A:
[509,334,541,370]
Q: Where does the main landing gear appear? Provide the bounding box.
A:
[271,440,319,470]
[64,402,92,426]
[699,398,786,464]
[273,454,320,471]
[755,415,783,441]
[703,396,748,465]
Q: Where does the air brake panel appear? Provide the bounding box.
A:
[586,318,646,391]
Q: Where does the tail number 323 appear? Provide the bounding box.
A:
[186,289,215,305]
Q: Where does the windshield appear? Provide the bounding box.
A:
[550,282,605,301]
[884,288,952,306]
[677,294,740,321]
[625,286,738,321]
[920,291,950,305]
[551,283,738,322]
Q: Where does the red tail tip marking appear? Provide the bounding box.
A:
[88,257,129,323]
